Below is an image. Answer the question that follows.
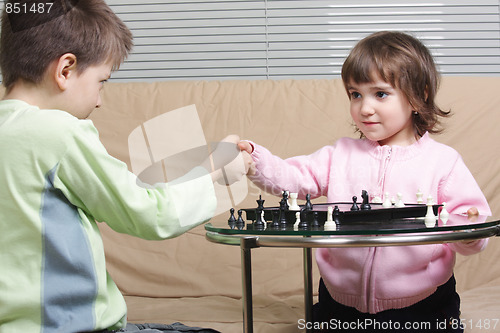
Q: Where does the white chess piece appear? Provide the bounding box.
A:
[294,211,301,229]
[289,192,300,210]
[416,189,424,204]
[425,195,435,217]
[261,211,267,229]
[324,206,336,231]
[395,193,405,208]
[382,192,392,208]
[439,202,449,224]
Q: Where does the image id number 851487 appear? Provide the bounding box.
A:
[451,319,499,331]
[5,2,53,14]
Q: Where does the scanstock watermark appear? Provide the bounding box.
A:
[127,105,248,225]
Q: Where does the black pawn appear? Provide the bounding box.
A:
[305,194,313,211]
[351,196,359,211]
[228,208,236,227]
[236,209,245,224]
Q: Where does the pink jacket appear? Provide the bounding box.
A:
[249,133,491,313]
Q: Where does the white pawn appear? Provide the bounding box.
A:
[324,206,336,231]
[395,193,405,208]
[382,192,392,208]
[439,202,449,224]
[294,212,301,230]
[289,192,300,210]
[416,189,424,204]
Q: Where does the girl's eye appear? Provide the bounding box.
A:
[376,91,388,98]
[350,91,361,99]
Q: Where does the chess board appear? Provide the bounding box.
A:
[243,202,440,225]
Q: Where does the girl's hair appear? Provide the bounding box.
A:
[341,31,450,136]
[0,0,133,91]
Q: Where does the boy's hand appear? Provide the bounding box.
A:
[209,135,254,184]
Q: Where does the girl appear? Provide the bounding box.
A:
[238,31,491,332]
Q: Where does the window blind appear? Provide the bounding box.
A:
[1,0,499,81]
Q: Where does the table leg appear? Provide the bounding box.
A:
[241,237,257,333]
[303,247,313,332]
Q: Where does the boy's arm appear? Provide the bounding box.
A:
[54,120,217,240]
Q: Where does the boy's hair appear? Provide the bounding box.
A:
[0,0,133,91]
[341,31,450,136]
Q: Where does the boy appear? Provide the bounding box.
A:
[0,0,249,331]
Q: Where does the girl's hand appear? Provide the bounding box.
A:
[462,207,480,245]
[467,207,479,221]
[238,140,254,154]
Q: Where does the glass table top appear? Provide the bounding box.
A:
[205,213,500,237]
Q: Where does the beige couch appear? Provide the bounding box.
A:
[89,77,500,333]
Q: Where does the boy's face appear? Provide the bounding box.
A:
[347,73,415,147]
[65,61,112,119]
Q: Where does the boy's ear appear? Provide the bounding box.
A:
[54,53,78,91]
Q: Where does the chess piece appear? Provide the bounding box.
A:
[305,194,313,211]
[294,212,301,230]
[289,192,300,210]
[333,205,340,224]
[324,206,337,231]
[271,210,280,228]
[360,190,371,210]
[425,195,435,218]
[236,209,245,225]
[311,211,320,228]
[439,202,449,224]
[416,189,424,204]
[350,196,359,211]
[298,209,308,229]
[254,195,265,227]
[382,192,392,208]
[282,191,289,210]
[228,208,236,225]
[395,193,405,208]
[279,198,288,225]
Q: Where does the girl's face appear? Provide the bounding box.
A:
[347,73,416,147]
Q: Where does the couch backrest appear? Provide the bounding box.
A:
[87,77,499,297]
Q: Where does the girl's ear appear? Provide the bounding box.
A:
[54,53,77,91]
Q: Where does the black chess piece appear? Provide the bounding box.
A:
[271,210,280,228]
[311,211,320,228]
[236,209,245,225]
[305,193,313,211]
[360,190,371,210]
[298,209,308,229]
[254,195,265,227]
[256,195,265,210]
[228,208,236,227]
[350,196,359,211]
[333,205,340,224]
[282,191,289,210]
[279,198,288,225]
